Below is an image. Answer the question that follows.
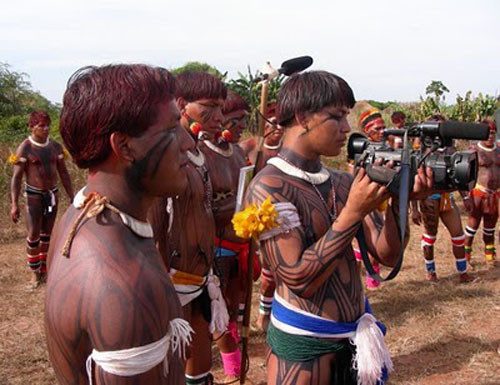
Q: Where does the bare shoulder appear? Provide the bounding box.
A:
[15,138,30,156]
[47,210,180,351]
[49,139,63,152]
[246,164,290,205]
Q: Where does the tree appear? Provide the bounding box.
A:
[415,80,451,120]
[0,63,32,118]
[474,93,498,121]
[425,80,450,104]
[448,91,499,122]
[171,61,226,80]
[0,63,60,144]
[226,66,283,133]
[449,91,475,122]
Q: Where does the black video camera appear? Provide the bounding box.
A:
[347,121,490,194]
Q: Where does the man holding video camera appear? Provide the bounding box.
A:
[244,70,433,385]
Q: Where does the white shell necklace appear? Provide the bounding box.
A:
[264,138,282,150]
[73,187,153,238]
[187,150,205,167]
[270,155,337,221]
[29,136,49,147]
[267,156,330,185]
[478,142,495,152]
[203,140,233,158]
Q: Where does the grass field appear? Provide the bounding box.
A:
[0,122,499,384]
[0,197,499,384]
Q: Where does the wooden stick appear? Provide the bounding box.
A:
[239,80,270,384]
[239,241,255,384]
[254,81,270,173]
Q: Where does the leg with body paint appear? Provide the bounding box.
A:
[464,195,482,265]
[420,199,440,281]
[39,194,58,282]
[440,201,473,283]
[25,194,43,288]
[483,214,498,267]
[184,297,214,385]
[266,349,357,385]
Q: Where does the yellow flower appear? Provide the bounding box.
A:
[62,148,70,160]
[378,198,389,213]
[259,197,279,230]
[233,204,258,239]
[8,153,19,165]
[232,197,279,240]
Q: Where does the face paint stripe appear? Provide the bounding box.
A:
[125,134,173,192]
[150,136,174,178]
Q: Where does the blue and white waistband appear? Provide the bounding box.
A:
[271,292,386,338]
[215,247,238,258]
[270,292,393,385]
[428,193,455,201]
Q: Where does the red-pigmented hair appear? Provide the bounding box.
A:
[482,119,496,132]
[175,71,227,102]
[391,111,406,124]
[222,91,248,114]
[29,110,51,128]
[266,102,277,119]
[60,64,176,169]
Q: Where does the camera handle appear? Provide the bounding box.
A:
[356,219,405,281]
[365,165,400,195]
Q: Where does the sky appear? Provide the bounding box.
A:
[1,0,499,104]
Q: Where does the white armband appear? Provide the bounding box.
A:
[259,202,301,241]
[86,318,192,385]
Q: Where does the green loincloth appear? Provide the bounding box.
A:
[266,322,348,362]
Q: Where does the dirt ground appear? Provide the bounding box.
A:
[0,210,499,385]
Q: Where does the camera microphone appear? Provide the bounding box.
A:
[415,121,489,141]
[252,56,313,83]
[279,56,313,76]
